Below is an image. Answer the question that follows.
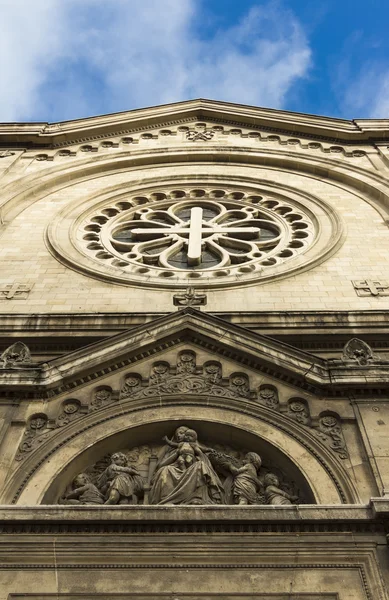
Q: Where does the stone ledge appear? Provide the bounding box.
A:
[0,310,389,334]
[0,504,374,524]
[370,497,389,517]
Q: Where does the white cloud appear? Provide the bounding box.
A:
[0,0,311,122]
[0,0,70,121]
[341,65,389,118]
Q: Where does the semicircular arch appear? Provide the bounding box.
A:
[1,146,389,225]
[3,400,359,506]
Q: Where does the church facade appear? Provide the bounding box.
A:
[0,99,389,599]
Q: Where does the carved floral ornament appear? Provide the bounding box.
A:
[16,350,348,463]
[47,181,343,289]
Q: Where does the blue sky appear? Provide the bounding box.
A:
[1,0,388,122]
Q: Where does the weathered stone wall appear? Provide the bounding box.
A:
[0,101,389,599]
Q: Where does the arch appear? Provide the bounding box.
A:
[3,401,359,505]
[1,145,389,226]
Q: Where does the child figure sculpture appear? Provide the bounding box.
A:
[264,473,298,505]
[231,452,262,505]
[98,452,144,504]
[163,428,201,468]
[62,473,104,505]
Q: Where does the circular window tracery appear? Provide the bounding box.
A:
[81,187,314,284]
[109,199,287,271]
[48,180,343,289]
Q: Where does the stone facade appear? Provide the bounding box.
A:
[0,99,389,598]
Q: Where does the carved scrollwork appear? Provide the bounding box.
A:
[0,341,32,368]
[149,362,170,384]
[314,413,349,460]
[342,338,374,365]
[119,353,256,401]
[120,374,142,399]
[15,413,50,460]
[13,350,349,465]
[89,387,114,412]
[287,399,311,425]
[204,361,222,384]
[176,351,196,374]
[229,373,250,398]
[16,389,111,460]
[258,385,279,409]
[56,399,87,427]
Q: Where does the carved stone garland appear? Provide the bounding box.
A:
[15,350,349,462]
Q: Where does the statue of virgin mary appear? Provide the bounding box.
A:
[149,426,225,505]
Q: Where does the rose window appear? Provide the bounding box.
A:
[78,186,317,286]
[110,200,283,271]
[48,182,342,289]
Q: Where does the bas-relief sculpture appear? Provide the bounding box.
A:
[16,350,349,465]
[60,425,301,506]
[0,341,32,367]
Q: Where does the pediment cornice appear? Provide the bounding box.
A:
[1,308,389,398]
[1,99,388,148]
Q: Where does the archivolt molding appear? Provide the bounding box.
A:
[1,142,389,229]
[14,349,349,464]
[4,393,359,506]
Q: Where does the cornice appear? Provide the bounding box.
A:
[0,503,376,526]
[0,504,385,537]
[0,310,388,336]
[1,309,389,397]
[0,99,388,147]
[0,310,336,391]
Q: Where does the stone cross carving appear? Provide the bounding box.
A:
[173,287,207,308]
[132,206,261,266]
[352,280,389,297]
[0,283,31,299]
[186,124,215,141]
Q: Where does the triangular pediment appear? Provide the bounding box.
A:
[0,99,387,151]
[2,308,388,399]
[13,308,327,395]
[8,308,355,501]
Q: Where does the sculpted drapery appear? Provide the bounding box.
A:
[59,424,299,506]
[149,426,225,505]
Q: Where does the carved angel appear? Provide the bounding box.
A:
[97,452,145,504]
[204,448,263,505]
[264,473,298,505]
[60,473,104,505]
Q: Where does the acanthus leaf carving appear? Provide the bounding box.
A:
[258,385,279,409]
[119,354,250,401]
[342,338,375,365]
[287,399,311,426]
[13,350,349,463]
[15,413,51,461]
[15,389,113,460]
[314,414,349,460]
[89,388,114,412]
[0,341,32,368]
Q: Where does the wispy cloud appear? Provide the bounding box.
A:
[332,30,389,119]
[341,65,389,118]
[0,0,311,122]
